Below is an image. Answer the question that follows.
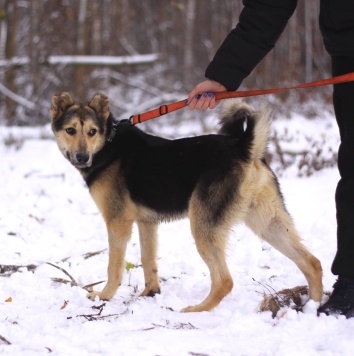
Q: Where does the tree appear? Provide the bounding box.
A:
[0,0,330,126]
[3,0,17,124]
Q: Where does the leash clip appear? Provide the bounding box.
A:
[119,118,133,126]
[107,121,119,143]
[107,118,133,142]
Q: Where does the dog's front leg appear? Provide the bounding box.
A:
[137,221,161,297]
[87,219,133,301]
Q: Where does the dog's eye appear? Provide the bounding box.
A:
[65,128,76,135]
[88,129,97,137]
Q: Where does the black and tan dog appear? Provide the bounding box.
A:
[51,92,323,312]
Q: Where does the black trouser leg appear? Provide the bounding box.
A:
[331,56,354,277]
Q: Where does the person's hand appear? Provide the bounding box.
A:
[187,80,227,110]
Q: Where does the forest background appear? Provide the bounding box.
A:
[0,0,331,126]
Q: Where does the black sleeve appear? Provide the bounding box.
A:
[319,0,354,56]
[205,0,298,91]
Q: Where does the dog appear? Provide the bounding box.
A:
[50,92,323,312]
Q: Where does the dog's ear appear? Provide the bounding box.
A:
[51,92,74,121]
[88,93,110,121]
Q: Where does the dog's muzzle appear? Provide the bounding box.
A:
[72,152,92,168]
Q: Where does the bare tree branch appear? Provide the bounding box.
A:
[0,83,35,109]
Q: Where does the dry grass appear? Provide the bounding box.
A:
[259,285,309,318]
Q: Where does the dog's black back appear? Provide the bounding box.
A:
[82,113,253,220]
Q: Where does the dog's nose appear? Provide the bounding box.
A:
[76,153,90,164]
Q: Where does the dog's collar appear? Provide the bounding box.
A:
[106,119,133,143]
[106,121,118,143]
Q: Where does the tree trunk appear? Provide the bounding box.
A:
[4,0,17,124]
[75,0,88,98]
[304,1,313,82]
[183,0,196,87]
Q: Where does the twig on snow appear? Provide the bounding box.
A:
[0,334,11,345]
[0,264,37,277]
[46,262,78,286]
[67,303,130,321]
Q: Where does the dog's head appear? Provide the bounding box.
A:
[51,92,110,169]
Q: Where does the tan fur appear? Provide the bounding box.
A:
[219,99,271,161]
[51,93,323,312]
[138,221,160,296]
[58,118,103,166]
[51,92,74,120]
[51,93,109,168]
[89,162,125,221]
[87,93,110,121]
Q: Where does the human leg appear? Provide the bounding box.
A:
[318,56,354,317]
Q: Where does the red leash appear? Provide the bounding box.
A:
[130,72,354,125]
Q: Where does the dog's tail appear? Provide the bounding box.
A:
[218,99,272,162]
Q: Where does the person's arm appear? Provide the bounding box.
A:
[189,0,297,110]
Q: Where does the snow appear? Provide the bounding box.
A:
[0,54,159,67]
[1,110,354,356]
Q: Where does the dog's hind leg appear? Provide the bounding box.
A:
[181,216,234,312]
[87,219,133,301]
[244,173,323,302]
[137,221,161,297]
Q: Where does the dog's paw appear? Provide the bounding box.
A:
[180,305,202,313]
[140,287,161,297]
[181,302,214,313]
[86,291,109,301]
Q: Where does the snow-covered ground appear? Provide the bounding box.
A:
[1,107,354,356]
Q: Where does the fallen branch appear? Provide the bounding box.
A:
[48,264,105,291]
[0,334,11,345]
[141,322,198,331]
[0,83,35,110]
[0,264,37,276]
[83,249,107,260]
[59,248,107,263]
[0,54,158,67]
[82,280,106,292]
[253,278,286,304]
[0,257,108,295]
[67,303,127,321]
[155,322,198,330]
[46,262,78,287]
[0,259,106,292]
